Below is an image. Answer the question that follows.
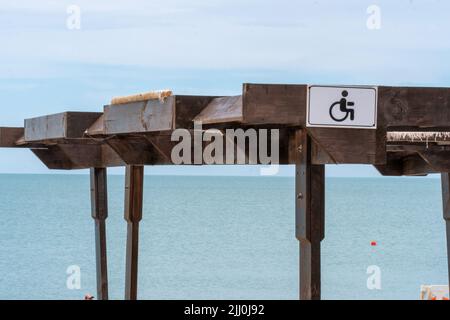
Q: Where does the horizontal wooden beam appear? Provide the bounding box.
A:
[31,144,124,170]
[103,95,216,135]
[0,127,24,147]
[193,96,243,125]
[25,112,102,142]
[375,152,433,176]
[242,83,306,125]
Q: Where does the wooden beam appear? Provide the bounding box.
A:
[124,165,144,300]
[440,173,450,285]
[243,83,306,125]
[294,129,324,300]
[0,127,24,147]
[103,95,216,134]
[374,153,403,176]
[85,114,105,136]
[106,136,160,165]
[379,86,450,127]
[90,168,109,300]
[402,154,434,176]
[307,127,381,164]
[31,144,124,170]
[24,112,102,142]
[193,96,243,125]
[418,150,450,172]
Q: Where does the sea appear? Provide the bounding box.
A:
[0,174,447,300]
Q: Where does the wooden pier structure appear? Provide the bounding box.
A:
[1,83,450,299]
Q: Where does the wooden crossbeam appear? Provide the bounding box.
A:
[31,144,124,170]
[25,112,102,142]
[4,83,450,173]
[0,127,24,147]
[193,96,243,124]
[103,95,216,134]
[243,83,306,125]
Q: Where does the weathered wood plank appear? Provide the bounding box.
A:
[124,165,144,300]
[294,129,324,300]
[104,95,216,134]
[373,153,403,176]
[174,96,218,129]
[31,144,124,169]
[31,146,74,170]
[307,127,380,164]
[104,98,174,134]
[193,96,243,125]
[379,86,450,127]
[90,168,109,300]
[85,114,105,136]
[106,136,159,165]
[0,127,24,147]
[402,154,433,176]
[243,83,306,125]
[25,112,102,142]
[418,150,450,172]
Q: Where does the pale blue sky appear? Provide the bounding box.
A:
[0,0,448,176]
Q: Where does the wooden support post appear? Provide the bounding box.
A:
[295,130,325,300]
[124,165,144,300]
[440,173,450,284]
[90,167,109,300]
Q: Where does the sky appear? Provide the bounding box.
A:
[0,0,448,176]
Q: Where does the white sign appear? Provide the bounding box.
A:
[307,85,378,129]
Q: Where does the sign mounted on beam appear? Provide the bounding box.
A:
[307,85,378,129]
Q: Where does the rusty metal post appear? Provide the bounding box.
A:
[90,167,109,300]
[295,130,325,300]
[124,165,144,300]
[441,173,450,284]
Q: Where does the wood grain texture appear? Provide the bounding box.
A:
[307,127,381,164]
[194,96,243,124]
[0,127,24,147]
[174,95,217,129]
[124,165,144,300]
[243,83,306,125]
[31,144,124,169]
[104,98,174,134]
[379,86,450,127]
[85,114,105,136]
[294,129,324,300]
[90,168,109,300]
[418,150,450,172]
[104,95,216,134]
[25,112,102,142]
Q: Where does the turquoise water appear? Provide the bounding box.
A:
[0,174,447,300]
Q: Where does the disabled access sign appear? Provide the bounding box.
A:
[306,85,378,129]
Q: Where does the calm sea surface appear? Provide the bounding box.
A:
[0,174,447,300]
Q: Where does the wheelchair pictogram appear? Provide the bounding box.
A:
[329,90,355,122]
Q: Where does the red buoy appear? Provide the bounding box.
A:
[371,241,377,246]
